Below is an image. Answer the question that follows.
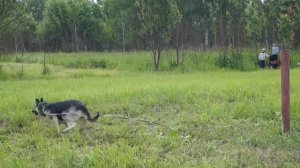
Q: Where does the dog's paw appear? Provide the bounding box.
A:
[54,132,62,138]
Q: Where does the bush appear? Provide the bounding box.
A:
[15,56,22,63]
[0,64,8,80]
[42,65,50,75]
[168,60,178,70]
[216,50,244,70]
[65,59,87,68]
[89,59,107,69]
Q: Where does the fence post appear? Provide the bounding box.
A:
[281,49,290,133]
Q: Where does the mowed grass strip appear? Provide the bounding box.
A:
[0,65,299,167]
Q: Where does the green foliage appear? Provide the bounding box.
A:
[245,1,265,43]
[103,0,134,50]
[37,0,105,51]
[216,50,245,70]
[0,64,8,80]
[2,50,300,74]
[42,65,50,75]
[63,58,107,69]
[90,59,107,69]
[278,14,295,48]
[140,0,182,43]
[168,60,179,70]
[0,1,36,52]
[132,0,182,69]
[2,0,300,52]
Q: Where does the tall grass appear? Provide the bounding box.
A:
[2,50,299,74]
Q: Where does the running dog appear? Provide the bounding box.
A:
[32,98,100,133]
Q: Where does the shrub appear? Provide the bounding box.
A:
[66,59,86,68]
[168,60,178,70]
[42,65,50,75]
[15,56,22,63]
[0,64,8,80]
[90,59,107,69]
[216,50,244,70]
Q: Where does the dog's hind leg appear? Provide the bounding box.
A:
[53,117,60,133]
[79,117,90,132]
[63,122,76,132]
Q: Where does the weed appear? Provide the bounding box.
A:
[90,59,107,69]
[216,50,245,70]
[42,65,50,75]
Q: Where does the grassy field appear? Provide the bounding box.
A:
[0,52,300,167]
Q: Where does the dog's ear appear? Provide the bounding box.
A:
[35,98,39,104]
[40,98,44,102]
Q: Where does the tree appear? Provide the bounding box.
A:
[245,1,265,49]
[291,1,300,48]
[1,0,300,53]
[37,0,105,52]
[0,1,36,53]
[227,0,247,50]
[103,0,133,51]
[136,0,181,70]
[277,0,299,48]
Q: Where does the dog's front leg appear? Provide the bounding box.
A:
[63,122,76,132]
[52,117,60,133]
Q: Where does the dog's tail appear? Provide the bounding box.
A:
[85,111,100,122]
[81,106,100,122]
[87,113,100,122]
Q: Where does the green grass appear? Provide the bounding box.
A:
[2,49,300,72]
[1,51,221,72]
[0,53,300,167]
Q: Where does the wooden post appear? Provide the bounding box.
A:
[281,49,290,133]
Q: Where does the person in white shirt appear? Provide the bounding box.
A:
[258,48,269,68]
[269,43,279,69]
[272,43,279,55]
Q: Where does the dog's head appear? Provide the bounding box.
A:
[32,98,47,117]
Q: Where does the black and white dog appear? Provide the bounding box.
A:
[32,98,100,133]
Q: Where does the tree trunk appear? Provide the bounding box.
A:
[15,35,18,54]
[264,19,268,48]
[142,34,147,50]
[153,34,161,70]
[152,48,157,69]
[237,17,241,50]
[121,12,126,52]
[83,31,87,51]
[74,24,79,52]
[181,44,185,64]
[220,12,224,48]
[176,48,179,65]
[205,29,208,49]
[294,28,300,49]
[20,32,25,78]
[156,49,161,70]
[272,24,276,43]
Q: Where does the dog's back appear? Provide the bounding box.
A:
[45,100,86,115]
[45,100,99,122]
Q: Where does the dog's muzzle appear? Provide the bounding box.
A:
[32,109,39,115]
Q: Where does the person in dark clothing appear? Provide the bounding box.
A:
[269,43,279,69]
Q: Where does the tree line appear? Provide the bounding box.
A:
[0,0,299,55]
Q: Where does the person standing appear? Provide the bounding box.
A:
[258,48,269,68]
[269,43,279,69]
